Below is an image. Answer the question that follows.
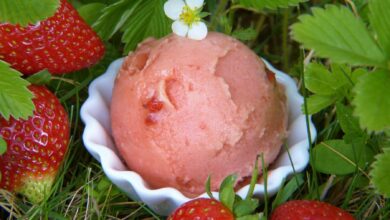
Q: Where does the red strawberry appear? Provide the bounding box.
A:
[0,0,105,75]
[270,200,355,220]
[168,198,234,220]
[0,85,70,203]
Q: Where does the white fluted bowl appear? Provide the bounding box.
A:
[80,58,316,216]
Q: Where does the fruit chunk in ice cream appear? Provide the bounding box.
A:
[110,32,288,196]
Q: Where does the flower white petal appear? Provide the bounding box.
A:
[185,0,204,9]
[164,0,185,20]
[187,22,207,40]
[172,20,189,37]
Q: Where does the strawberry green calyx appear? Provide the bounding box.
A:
[169,156,264,219]
[204,156,262,219]
[17,175,55,204]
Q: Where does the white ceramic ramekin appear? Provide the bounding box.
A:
[80,58,316,216]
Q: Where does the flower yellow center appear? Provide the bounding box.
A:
[180,5,200,26]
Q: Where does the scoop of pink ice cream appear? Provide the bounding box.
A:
[111,32,287,196]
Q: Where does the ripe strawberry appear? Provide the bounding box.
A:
[0,85,70,203]
[270,200,355,220]
[0,0,105,75]
[168,198,234,220]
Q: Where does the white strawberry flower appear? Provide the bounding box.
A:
[164,0,208,40]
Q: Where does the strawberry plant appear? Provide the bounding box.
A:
[1,0,389,219]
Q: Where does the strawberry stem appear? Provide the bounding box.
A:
[51,76,80,86]
[246,155,260,200]
[261,153,269,218]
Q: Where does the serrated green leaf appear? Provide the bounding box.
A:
[77,3,107,26]
[312,139,374,175]
[93,0,140,40]
[26,69,52,85]
[219,174,237,211]
[234,199,259,217]
[369,0,390,59]
[0,60,34,120]
[330,63,353,87]
[371,149,390,197]
[0,0,60,26]
[336,102,363,135]
[305,63,348,95]
[271,174,304,210]
[238,0,307,10]
[351,68,368,84]
[303,94,337,114]
[292,5,386,68]
[232,28,257,41]
[0,137,6,155]
[353,70,390,132]
[121,0,171,53]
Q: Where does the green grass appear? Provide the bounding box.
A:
[1,0,389,219]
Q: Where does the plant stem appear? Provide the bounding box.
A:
[261,154,269,218]
[282,8,291,72]
[249,14,266,48]
[300,49,320,199]
[209,0,229,30]
[245,155,259,200]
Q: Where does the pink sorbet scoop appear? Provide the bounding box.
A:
[111,32,288,196]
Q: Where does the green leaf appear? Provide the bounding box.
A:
[291,5,386,68]
[77,3,107,26]
[238,0,307,10]
[199,12,211,19]
[353,70,390,132]
[205,176,214,199]
[304,63,348,95]
[237,214,263,220]
[94,0,171,53]
[330,63,353,88]
[232,28,257,41]
[234,199,259,217]
[371,148,390,198]
[304,94,337,114]
[121,0,171,53]
[0,60,34,120]
[369,0,390,59]
[271,174,304,210]
[26,69,52,85]
[0,0,60,26]
[219,174,237,211]
[93,0,140,40]
[336,102,363,135]
[351,68,368,84]
[312,139,374,175]
[0,137,6,155]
